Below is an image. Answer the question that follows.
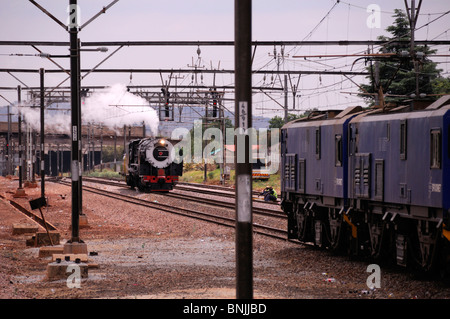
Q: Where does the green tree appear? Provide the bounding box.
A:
[360,9,441,105]
[432,76,450,96]
[102,145,124,163]
[268,115,284,129]
[268,113,304,128]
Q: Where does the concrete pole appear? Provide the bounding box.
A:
[234,0,253,299]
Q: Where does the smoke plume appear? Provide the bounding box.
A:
[15,83,159,135]
[83,83,159,135]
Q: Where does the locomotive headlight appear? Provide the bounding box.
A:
[159,139,166,145]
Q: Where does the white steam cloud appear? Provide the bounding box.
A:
[13,103,70,134]
[15,83,159,135]
[83,83,159,134]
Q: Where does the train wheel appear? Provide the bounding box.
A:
[137,178,145,192]
[326,208,346,253]
[126,174,134,189]
[367,214,385,260]
[295,206,313,243]
[414,220,439,272]
[285,200,299,240]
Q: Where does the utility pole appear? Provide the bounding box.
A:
[18,87,23,186]
[32,131,36,184]
[123,125,126,158]
[6,101,11,176]
[405,0,422,97]
[220,97,226,186]
[284,75,288,123]
[77,38,84,221]
[14,86,27,198]
[114,131,117,171]
[87,124,91,172]
[100,125,103,172]
[40,68,45,199]
[57,143,60,177]
[91,126,95,171]
[235,0,253,299]
[66,0,87,254]
[203,103,208,182]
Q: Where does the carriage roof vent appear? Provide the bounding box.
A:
[425,95,450,110]
[334,105,363,119]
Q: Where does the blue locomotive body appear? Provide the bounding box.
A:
[281,98,450,278]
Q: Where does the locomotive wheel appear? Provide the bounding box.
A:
[137,178,146,192]
[367,215,385,260]
[414,220,439,272]
[127,174,135,189]
[295,207,313,243]
[296,208,308,242]
[326,208,345,253]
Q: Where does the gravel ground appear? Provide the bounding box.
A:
[1,176,450,301]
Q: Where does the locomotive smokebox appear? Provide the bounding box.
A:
[126,137,183,192]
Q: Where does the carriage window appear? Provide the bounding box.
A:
[400,120,407,160]
[430,129,441,169]
[335,135,342,167]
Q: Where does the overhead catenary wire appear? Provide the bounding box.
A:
[2,2,449,118]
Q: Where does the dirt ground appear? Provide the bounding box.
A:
[1,176,450,303]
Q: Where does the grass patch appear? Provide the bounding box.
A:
[85,168,123,180]
[252,173,280,193]
[180,168,280,193]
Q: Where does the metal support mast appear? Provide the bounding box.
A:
[405,0,422,96]
[67,0,85,251]
[234,0,253,299]
[40,68,45,199]
[16,85,25,195]
[6,103,11,176]
[284,75,288,123]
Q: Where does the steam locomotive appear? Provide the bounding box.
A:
[125,137,183,192]
[280,96,450,280]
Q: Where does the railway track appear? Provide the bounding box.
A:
[78,177,280,206]
[0,193,57,232]
[80,176,285,219]
[176,181,281,207]
[56,179,289,241]
[162,191,284,219]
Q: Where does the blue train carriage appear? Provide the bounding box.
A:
[280,106,363,248]
[347,98,450,273]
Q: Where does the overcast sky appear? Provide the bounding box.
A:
[1,0,449,120]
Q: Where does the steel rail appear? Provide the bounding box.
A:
[0,194,57,231]
[57,180,288,241]
[175,182,280,207]
[79,176,283,216]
